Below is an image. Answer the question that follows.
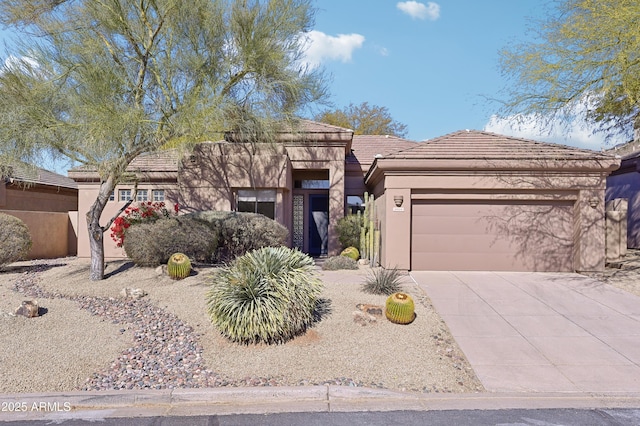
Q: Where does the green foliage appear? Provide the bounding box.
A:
[340,246,359,260]
[186,211,288,263]
[336,214,363,249]
[0,213,32,267]
[206,246,323,344]
[315,102,408,137]
[0,0,327,279]
[362,267,403,295]
[123,217,218,267]
[498,0,640,140]
[385,292,415,325]
[321,256,358,271]
[167,253,192,280]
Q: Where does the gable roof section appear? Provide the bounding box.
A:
[349,135,418,168]
[366,130,620,183]
[5,162,77,189]
[385,130,616,161]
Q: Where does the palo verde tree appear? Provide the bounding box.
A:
[498,0,640,142]
[314,102,408,137]
[0,0,326,280]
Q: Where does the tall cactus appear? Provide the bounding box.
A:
[359,192,380,266]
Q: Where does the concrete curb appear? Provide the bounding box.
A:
[2,387,640,421]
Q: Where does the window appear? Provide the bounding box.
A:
[108,191,115,201]
[237,189,276,219]
[347,195,365,214]
[294,179,330,189]
[152,189,165,201]
[137,189,148,202]
[119,189,132,202]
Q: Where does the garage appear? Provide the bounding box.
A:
[411,199,575,271]
[364,130,621,273]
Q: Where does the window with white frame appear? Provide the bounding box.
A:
[137,189,148,202]
[108,191,115,201]
[119,189,132,202]
[152,189,165,201]
[237,189,276,219]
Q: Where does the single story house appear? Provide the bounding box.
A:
[605,140,640,248]
[69,121,620,272]
[1,163,79,258]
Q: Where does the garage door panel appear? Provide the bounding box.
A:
[411,200,574,271]
[412,234,521,254]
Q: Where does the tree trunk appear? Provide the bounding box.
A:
[87,208,106,281]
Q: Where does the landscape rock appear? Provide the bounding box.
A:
[15,300,39,318]
[352,310,377,326]
[119,288,148,299]
[356,303,384,317]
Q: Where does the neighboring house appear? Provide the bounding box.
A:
[606,140,640,248]
[69,123,619,272]
[0,163,79,258]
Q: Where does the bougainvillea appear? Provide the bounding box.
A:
[110,201,179,247]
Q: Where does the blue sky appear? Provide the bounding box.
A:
[0,0,625,157]
[305,0,624,150]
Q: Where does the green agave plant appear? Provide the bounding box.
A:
[206,246,323,344]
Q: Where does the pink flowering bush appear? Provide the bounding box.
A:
[110,201,179,247]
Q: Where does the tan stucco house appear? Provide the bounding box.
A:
[69,122,620,272]
[1,163,78,258]
[606,140,640,248]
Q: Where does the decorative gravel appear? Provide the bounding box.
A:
[1,258,483,394]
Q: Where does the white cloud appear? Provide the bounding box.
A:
[302,30,365,68]
[484,113,626,150]
[397,1,440,21]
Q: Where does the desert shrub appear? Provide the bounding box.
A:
[340,246,359,260]
[0,213,32,268]
[322,255,358,271]
[110,201,178,247]
[336,214,363,249]
[362,267,403,295]
[123,216,218,266]
[207,246,323,344]
[186,211,288,263]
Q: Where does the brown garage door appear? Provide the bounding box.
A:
[411,200,575,271]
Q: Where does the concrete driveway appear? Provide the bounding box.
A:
[410,271,640,393]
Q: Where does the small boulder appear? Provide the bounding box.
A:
[353,310,377,326]
[120,288,147,299]
[356,303,384,317]
[15,300,39,318]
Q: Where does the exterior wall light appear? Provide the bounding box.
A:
[394,195,404,207]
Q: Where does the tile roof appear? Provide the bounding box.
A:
[6,162,78,189]
[383,130,615,161]
[349,134,418,166]
[606,139,640,160]
[297,119,353,134]
[126,150,181,172]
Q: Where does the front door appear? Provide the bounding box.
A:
[308,194,329,256]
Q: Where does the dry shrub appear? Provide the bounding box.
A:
[0,213,32,268]
[123,216,218,266]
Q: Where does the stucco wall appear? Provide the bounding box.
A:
[0,209,76,259]
[606,170,640,248]
[2,184,77,212]
[373,169,611,272]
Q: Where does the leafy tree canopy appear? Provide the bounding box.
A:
[498,0,640,142]
[314,102,408,138]
[0,0,327,279]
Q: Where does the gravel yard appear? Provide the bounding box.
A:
[0,257,483,394]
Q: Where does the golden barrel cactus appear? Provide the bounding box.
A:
[385,292,415,324]
[167,253,191,280]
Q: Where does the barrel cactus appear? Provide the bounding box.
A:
[385,292,415,324]
[167,253,191,280]
[340,246,359,261]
